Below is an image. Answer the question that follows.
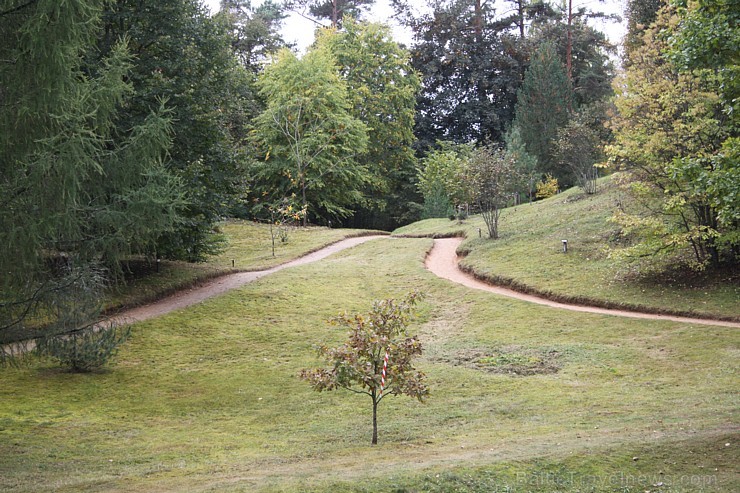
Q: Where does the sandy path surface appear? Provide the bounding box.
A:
[425,237,740,328]
[111,235,386,326]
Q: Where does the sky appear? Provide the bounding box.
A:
[202,0,627,53]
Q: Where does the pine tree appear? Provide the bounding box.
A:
[513,41,573,185]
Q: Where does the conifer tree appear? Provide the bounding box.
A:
[0,0,182,343]
[513,41,573,185]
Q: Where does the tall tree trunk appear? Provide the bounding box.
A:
[301,173,308,227]
[517,0,525,39]
[566,0,573,82]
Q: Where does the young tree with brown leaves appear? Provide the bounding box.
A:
[300,292,428,445]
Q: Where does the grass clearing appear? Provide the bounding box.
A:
[2,235,737,492]
[105,221,382,311]
[393,175,739,320]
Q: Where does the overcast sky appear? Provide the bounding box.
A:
[202,0,627,53]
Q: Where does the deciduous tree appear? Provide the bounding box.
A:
[416,142,472,218]
[317,20,420,229]
[461,146,522,239]
[300,292,428,445]
[607,4,736,267]
[252,46,369,224]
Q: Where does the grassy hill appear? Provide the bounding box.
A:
[104,222,384,313]
[394,174,739,321]
[1,201,738,492]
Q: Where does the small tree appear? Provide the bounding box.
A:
[505,125,539,203]
[36,324,131,373]
[416,142,472,218]
[300,292,428,445]
[554,119,601,195]
[462,146,522,239]
[268,197,307,256]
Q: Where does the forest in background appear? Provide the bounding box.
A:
[1,0,737,345]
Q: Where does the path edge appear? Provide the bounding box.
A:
[406,233,740,324]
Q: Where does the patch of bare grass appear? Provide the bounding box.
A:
[436,346,561,376]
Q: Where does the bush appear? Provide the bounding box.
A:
[35,324,131,372]
[536,174,559,199]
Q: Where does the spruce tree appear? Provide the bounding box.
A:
[513,41,573,186]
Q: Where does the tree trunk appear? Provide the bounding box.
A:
[566,0,573,83]
[371,391,378,445]
[301,174,308,227]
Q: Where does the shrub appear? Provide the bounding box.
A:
[535,174,559,199]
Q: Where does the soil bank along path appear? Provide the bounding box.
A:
[114,235,738,328]
[425,237,740,328]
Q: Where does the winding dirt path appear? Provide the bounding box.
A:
[110,234,737,328]
[111,235,386,326]
[425,237,740,328]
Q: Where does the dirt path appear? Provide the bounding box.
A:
[425,237,740,328]
[111,235,386,326]
[111,234,737,328]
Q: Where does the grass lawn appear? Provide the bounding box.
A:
[394,175,739,321]
[104,221,383,312]
[1,235,737,492]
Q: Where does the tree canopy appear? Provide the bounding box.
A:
[607,3,738,267]
[0,0,182,342]
[251,45,370,224]
[317,20,421,229]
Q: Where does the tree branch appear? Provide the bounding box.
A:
[0,0,38,18]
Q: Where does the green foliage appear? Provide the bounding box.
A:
[0,0,183,340]
[267,198,307,256]
[624,0,663,65]
[667,0,739,252]
[514,41,574,185]
[608,4,737,267]
[218,0,288,71]
[529,15,616,107]
[416,141,472,218]
[535,174,559,199]
[299,0,375,27]
[251,45,370,224]
[317,20,421,230]
[667,0,740,77]
[553,105,608,194]
[301,291,428,445]
[505,125,539,202]
[408,0,529,147]
[35,324,131,373]
[420,184,455,220]
[460,146,522,239]
[97,0,256,262]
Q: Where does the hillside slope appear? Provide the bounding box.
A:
[395,175,739,320]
